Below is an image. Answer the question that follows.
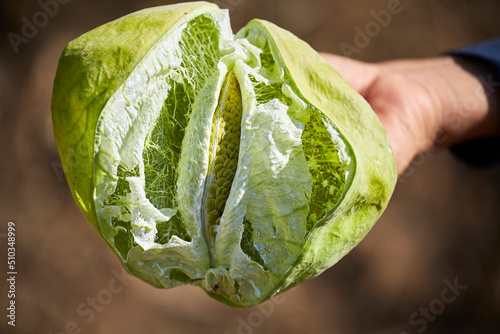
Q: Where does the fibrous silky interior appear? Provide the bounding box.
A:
[93,11,354,305]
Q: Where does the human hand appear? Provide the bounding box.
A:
[320,53,500,175]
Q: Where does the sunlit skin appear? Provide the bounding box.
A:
[321,53,500,175]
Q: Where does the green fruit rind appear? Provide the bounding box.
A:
[242,20,397,296]
[51,1,396,307]
[51,2,219,235]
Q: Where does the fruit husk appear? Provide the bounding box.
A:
[52,1,396,307]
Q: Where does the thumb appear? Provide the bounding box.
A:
[319,52,378,96]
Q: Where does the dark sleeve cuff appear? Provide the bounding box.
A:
[447,38,500,80]
[446,38,500,168]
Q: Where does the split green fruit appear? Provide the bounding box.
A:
[51,2,396,307]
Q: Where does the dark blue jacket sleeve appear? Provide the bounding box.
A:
[447,38,500,168]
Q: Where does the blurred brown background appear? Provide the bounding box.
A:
[1,0,500,333]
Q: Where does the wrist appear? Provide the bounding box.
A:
[375,55,500,171]
[435,56,500,147]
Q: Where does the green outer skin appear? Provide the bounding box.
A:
[52,2,397,307]
[242,20,397,298]
[51,2,219,236]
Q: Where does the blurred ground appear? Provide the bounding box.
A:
[1,0,500,333]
